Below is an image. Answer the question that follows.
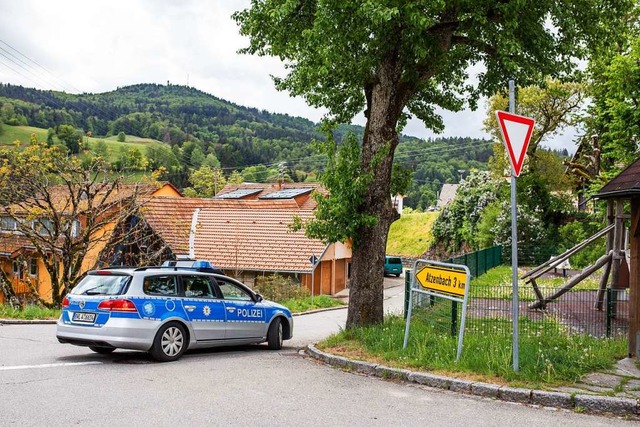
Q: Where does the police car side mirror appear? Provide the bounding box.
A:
[255,293,263,302]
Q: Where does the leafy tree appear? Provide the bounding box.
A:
[390,164,412,197]
[203,153,221,169]
[297,132,376,248]
[56,124,81,154]
[46,128,55,146]
[117,131,126,142]
[0,143,149,306]
[483,78,584,178]
[235,0,628,327]
[228,170,244,185]
[242,165,270,182]
[147,142,180,171]
[190,146,206,169]
[94,140,109,159]
[431,170,504,253]
[0,120,3,137]
[586,35,640,172]
[183,165,226,198]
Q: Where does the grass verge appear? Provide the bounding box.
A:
[318,313,626,388]
[0,304,60,320]
[282,295,346,314]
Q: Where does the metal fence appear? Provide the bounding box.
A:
[443,245,502,278]
[409,285,629,338]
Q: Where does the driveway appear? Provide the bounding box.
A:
[290,275,405,347]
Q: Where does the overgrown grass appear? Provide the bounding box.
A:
[386,212,438,257]
[0,304,60,320]
[281,295,346,314]
[319,314,626,387]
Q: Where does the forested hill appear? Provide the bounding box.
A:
[0,82,493,209]
[0,83,323,168]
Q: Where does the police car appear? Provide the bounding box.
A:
[56,264,294,362]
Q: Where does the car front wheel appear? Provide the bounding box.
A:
[150,322,187,362]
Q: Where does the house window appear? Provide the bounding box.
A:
[1,217,16,231]
[71,220,81,238]
[12,260,21,276]
[29,259,38,276]
[35,218,53,236]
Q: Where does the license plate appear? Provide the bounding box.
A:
[72,312,96,323]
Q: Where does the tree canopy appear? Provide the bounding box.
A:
[236,0,633,328]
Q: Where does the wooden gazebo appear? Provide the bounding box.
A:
[594,159,640,357]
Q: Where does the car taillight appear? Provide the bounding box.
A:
[62,296,69,308]
[97,299,137,312]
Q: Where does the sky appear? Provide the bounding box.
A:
[0,0,577,152]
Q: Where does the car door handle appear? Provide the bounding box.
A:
[226,307,235,312]
[184,305,196,312]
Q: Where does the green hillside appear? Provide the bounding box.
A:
[386,212,438,257]
[0,82,492,206]
[0,125,157,163]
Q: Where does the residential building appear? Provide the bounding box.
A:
[123,183,352,296]
[0,182,181,304]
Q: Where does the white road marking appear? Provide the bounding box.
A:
[0,361,102,371]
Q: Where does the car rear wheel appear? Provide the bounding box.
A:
[150,322,187,362]
[89,346,115,354]
[267,317,283,350]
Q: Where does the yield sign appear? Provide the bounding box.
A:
[495,111,535,177]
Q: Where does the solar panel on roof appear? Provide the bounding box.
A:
[215,188,263,199]
[259,188,314,199]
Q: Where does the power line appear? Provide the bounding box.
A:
[0,38,496,185]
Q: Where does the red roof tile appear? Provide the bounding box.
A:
[141,197,327,273]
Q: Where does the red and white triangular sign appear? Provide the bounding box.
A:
[495,111,535,177]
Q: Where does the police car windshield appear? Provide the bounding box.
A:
[71,274,131,296]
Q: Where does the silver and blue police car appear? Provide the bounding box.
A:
[56,264,294,362]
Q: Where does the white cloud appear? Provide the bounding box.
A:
[0,0,579,152]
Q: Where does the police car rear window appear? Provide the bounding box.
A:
[143,275,178,296]
[71,274,131,296]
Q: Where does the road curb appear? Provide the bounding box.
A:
[306,344,639,418]
[0,318,57,325]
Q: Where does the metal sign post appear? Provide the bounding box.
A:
[495,81,535,372]
[403,259,471,361]
[309,255,318,304]
[494,80,534,372]
[509,79,520,372]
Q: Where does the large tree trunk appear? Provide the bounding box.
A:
[346,57,404,328]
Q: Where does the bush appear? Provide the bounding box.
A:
[254,274,309,303]
[558,218,606,269]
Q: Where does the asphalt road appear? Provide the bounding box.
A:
[0,278,632,426]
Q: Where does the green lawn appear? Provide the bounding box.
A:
[0,125,49,147]
[0,304,60,320]
[386,212,438,257]
[319,314,626,387]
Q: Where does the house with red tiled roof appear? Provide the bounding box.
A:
[123,183,351,296]
[0,182,182,304]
